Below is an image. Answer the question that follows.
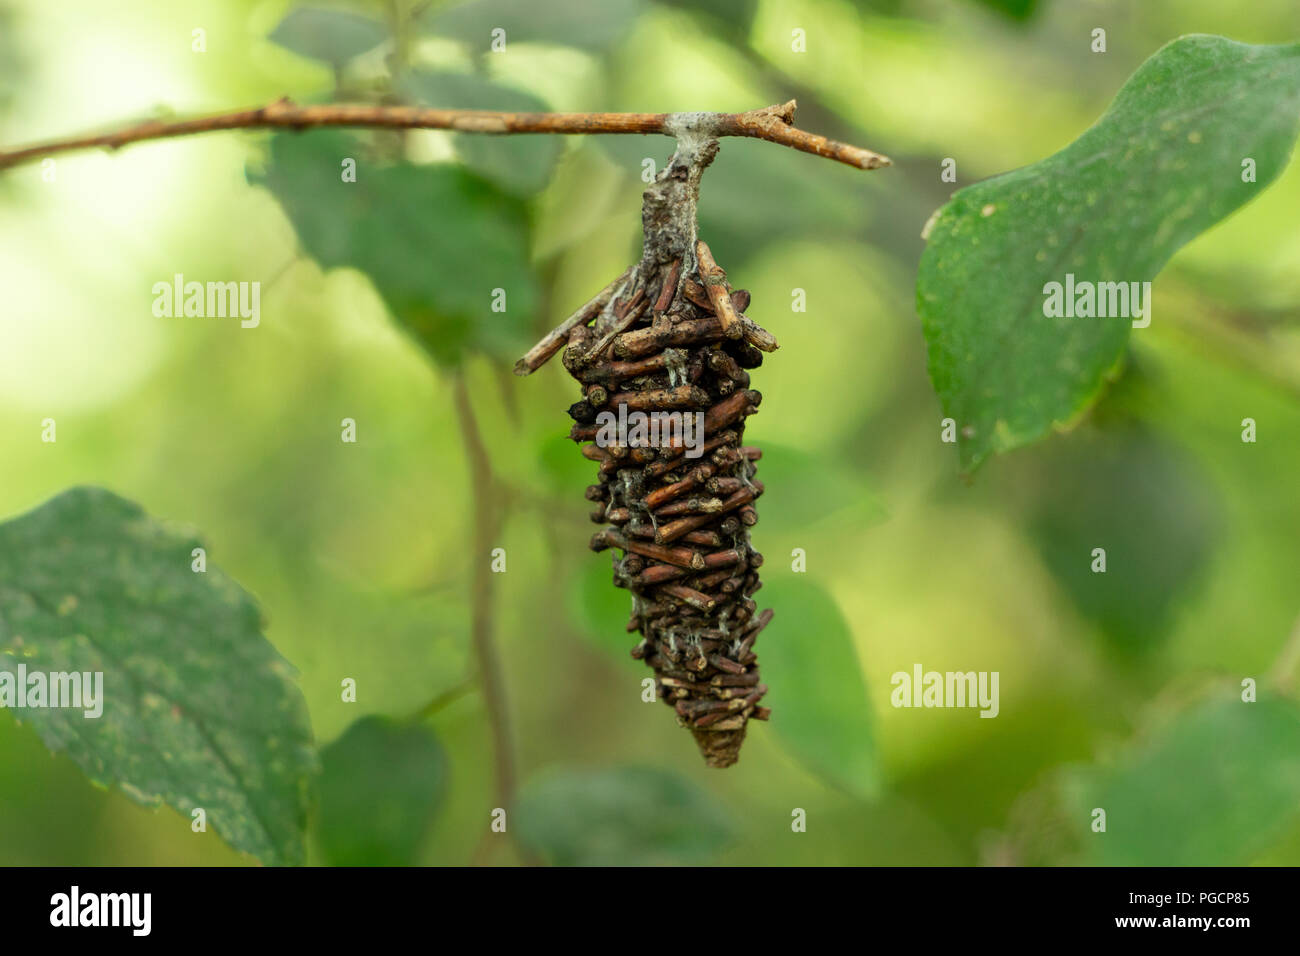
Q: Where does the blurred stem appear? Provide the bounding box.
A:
[260,252,301,295]
[408,0,437,24]
[1156,291,1300,402]
[450,373,517,815]
[1269,614,1300,693]
[386,0,413,85]
[409,674,476,721]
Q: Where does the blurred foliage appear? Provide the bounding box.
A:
[1005,423,1222,659]
[657,0,759,36]
[420,0,646,52]
[0,4,23,119]
[969,0,1040,21]
[268,6,389,68]
[1,0,1299,867]
[758,577,879,798]
[568,555,635,659]
[253,129,537,365]
[1062,691,1300,865]
[514,766,733,865]
[1004,688,1300,865]
[399,71,562,196]
[755,441,883,534]
[316,715,448,865]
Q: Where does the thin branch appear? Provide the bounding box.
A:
[451,375,545,867]
[513,266,632,376]
[585,296,649,365]
[450,374,519,816]
[0,97,890,172]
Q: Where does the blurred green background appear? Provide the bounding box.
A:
[2,0,1299,865]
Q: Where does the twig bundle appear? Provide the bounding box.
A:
[563,241,775,767]
[518,131,781,766]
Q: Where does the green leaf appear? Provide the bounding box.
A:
[514,765,733,865]
[316,715,448,865]
[0,487,315,866]
[400,71,562,196]
[758,578,878,799]
[268,6,388,68]
[1062,692,1300,865]
[423,0,643,53]
[253,129,539,366]
[917,35,1300,474]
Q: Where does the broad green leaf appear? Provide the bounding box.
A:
[268,7,388,68]
[514,765,733,865]
[423,0,643,53]
[316,715,448,865]
[1062,692,1300,865]
[917,35,1300,474]
[253,129,539,366]
[400,71,562,196]
[0,487,315,866]
[758,577,878,799]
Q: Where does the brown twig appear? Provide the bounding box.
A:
[0,97,889,173]
[585,294,650,365]
[695,241,741,340]
[514,267,633,376]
